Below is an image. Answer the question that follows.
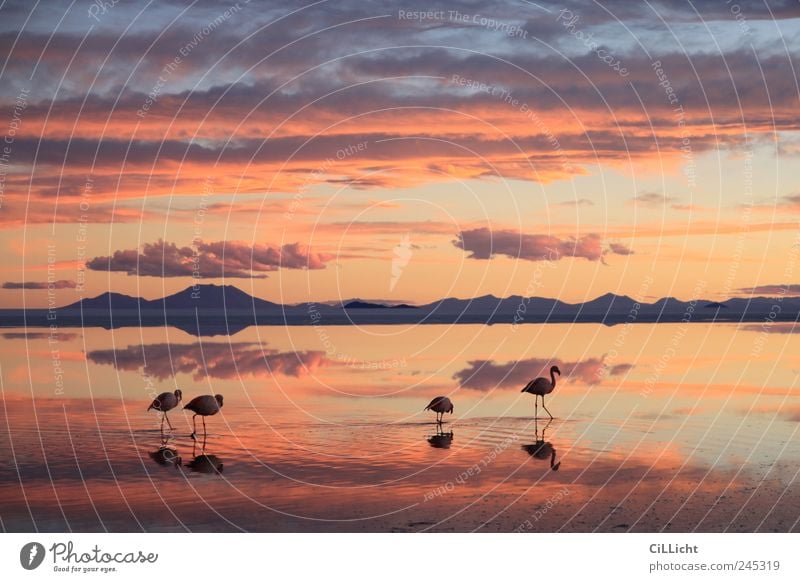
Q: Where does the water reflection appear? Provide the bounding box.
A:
[5,323,800,532]
[149,433,182,468]
[186,454,224,474]
[185,435,225,474]
[87,342,328,380]
[427,428,454,449]
[455,355,633,390]
[521,419,561,471]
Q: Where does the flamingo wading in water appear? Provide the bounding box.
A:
[424,396,454,424]
[147,389,182,430]
[521,365,560,419]
[184,394,224,440]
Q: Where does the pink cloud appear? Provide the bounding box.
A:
[86,239,332,278]
[454,228,631,262]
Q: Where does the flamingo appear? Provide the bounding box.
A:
[147,389,182,430]
[521,365,560,419]
[424,396,454,424]
[183,394,224,440]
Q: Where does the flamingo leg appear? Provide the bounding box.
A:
[191,414,197,440]
[542,395,553,420]
[535,394,539,419]
[164,411,174,430]
[202,416,207,439]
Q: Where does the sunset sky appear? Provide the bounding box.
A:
[1,0,799,308]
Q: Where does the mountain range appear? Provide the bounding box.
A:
[1,284,796,336]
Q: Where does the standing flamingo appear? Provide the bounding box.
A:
[147,389,182,430]
[184,394,224,440]
[521,365,560,419]
[424,396,454,424]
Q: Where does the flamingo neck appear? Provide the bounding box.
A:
[550,369,557,387]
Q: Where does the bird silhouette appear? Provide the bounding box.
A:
[149,444,182,468]
[186,433,223,473]
[424,396,454,424]
[149,430,182,468]
[186,454,224,474]
[521,418,561,470]
[147,389,182,430]
[183,394,224,440]
[428,427,454,449]
[521,365,560,419]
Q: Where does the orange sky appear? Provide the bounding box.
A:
[2,1,800,307]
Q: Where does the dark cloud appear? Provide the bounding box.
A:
[554,198,594,207]
[741,323,800,334]
[1,47,795,209]
[87,342,329,380]
[1,331,78,340]
[454,355,632,391]
[609,363,634,376]
[86,239,332,278]
[608,242,634,256]
[631,192,676,207]
[2,280,76,289]
[454,228,631,262]
[0,0,797,228]
[748,404,800,422]
[736,284,800,297]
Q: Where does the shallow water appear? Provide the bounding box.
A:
[1,323,799,532]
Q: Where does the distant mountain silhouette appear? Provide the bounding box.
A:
[63,284,278,312]
[343,300,389,309]
[5,284,800,336]
[157,284,279,310]
[64,292,152,310]
[578,292,636,312]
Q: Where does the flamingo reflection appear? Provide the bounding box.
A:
[427,428,454,449]
[521,419,561,471]
[187,454,224,474]
[149,432,182,468]
[186,434,224,474]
